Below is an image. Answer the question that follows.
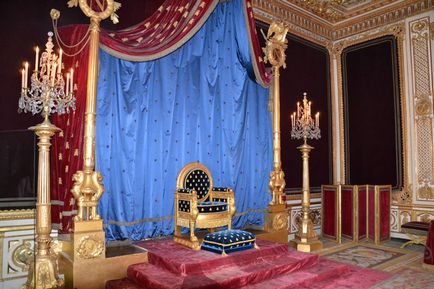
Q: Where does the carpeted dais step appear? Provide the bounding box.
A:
[126,252,319,289]
[135,239,289,275]
[105,239,392,289]
[243,259,350,289]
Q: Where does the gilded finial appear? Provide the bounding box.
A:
[50,9,60,20]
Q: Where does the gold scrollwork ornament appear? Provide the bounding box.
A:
[272,213,288,231]
[415,94,433,117]
[67,0,121,24]
[77,236,104,259]
[261,21,289,68]
[12,241,34,271]
[418,184,434,199]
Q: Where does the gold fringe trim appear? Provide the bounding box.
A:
[106,208,266,226]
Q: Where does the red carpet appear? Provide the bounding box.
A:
[106,239,391,289]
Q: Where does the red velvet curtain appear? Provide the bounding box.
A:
[51,25,89,233]
[99,0,269,86]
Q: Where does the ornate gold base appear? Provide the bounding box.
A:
[290,218,323,252]
[264,204,288,233]
[173,235,201,250]
[290,237,323,252]
[59,241,147,289]
[21,254,64,289]
[62,220,106,262]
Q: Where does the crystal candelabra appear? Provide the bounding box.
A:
[290,92,320,141]
[19,32,75,118]
[290,92,323,252]
[19,31,75,289]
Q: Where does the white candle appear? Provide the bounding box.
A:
[51,63,57,86]
[297,102,300,118]
[316,112,319,127]
[70,68,74,92]
[308,101,311,117]
[35,47,39,72]
[66,73,70,95]
[47,62,51,81]
[58,49,62,74]
[24,62,29,88]
[21,68,25,89]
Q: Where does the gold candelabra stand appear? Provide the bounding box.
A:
[290,92,323,252]
[19,32,76,289]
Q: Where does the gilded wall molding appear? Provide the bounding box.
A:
[329,23,408,192]
[409,17,434,201]
[0,209,35,221]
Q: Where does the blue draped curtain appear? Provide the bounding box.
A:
[96,0,272,241]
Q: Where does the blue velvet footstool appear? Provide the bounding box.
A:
[201,229,258,255]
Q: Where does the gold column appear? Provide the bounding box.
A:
[261,22,289,239]
[68,0,119,262]
[291,138,323,252]
[22,117,63,289]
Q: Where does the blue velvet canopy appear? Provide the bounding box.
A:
[95,0,272,240]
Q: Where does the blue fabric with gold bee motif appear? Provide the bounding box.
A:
[201,230,256,255]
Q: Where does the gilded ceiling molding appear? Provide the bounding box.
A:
[252,0,333,45]
[332,0,431,40]
[252,0,432,42]
[409,17,434,201]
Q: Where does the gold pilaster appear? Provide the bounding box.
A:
[261,21,289,240]
[290,139,323,252]
[22,119,63,289]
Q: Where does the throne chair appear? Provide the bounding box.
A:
[174,162,236,250]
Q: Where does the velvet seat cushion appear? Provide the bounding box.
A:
[401,221,430,236]
[201,229,256,255]
[197,201,227,213]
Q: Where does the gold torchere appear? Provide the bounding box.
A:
[290,93,323,252]
[63,0,120,262]
[261,22,289,238]
[18,32,76,288]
